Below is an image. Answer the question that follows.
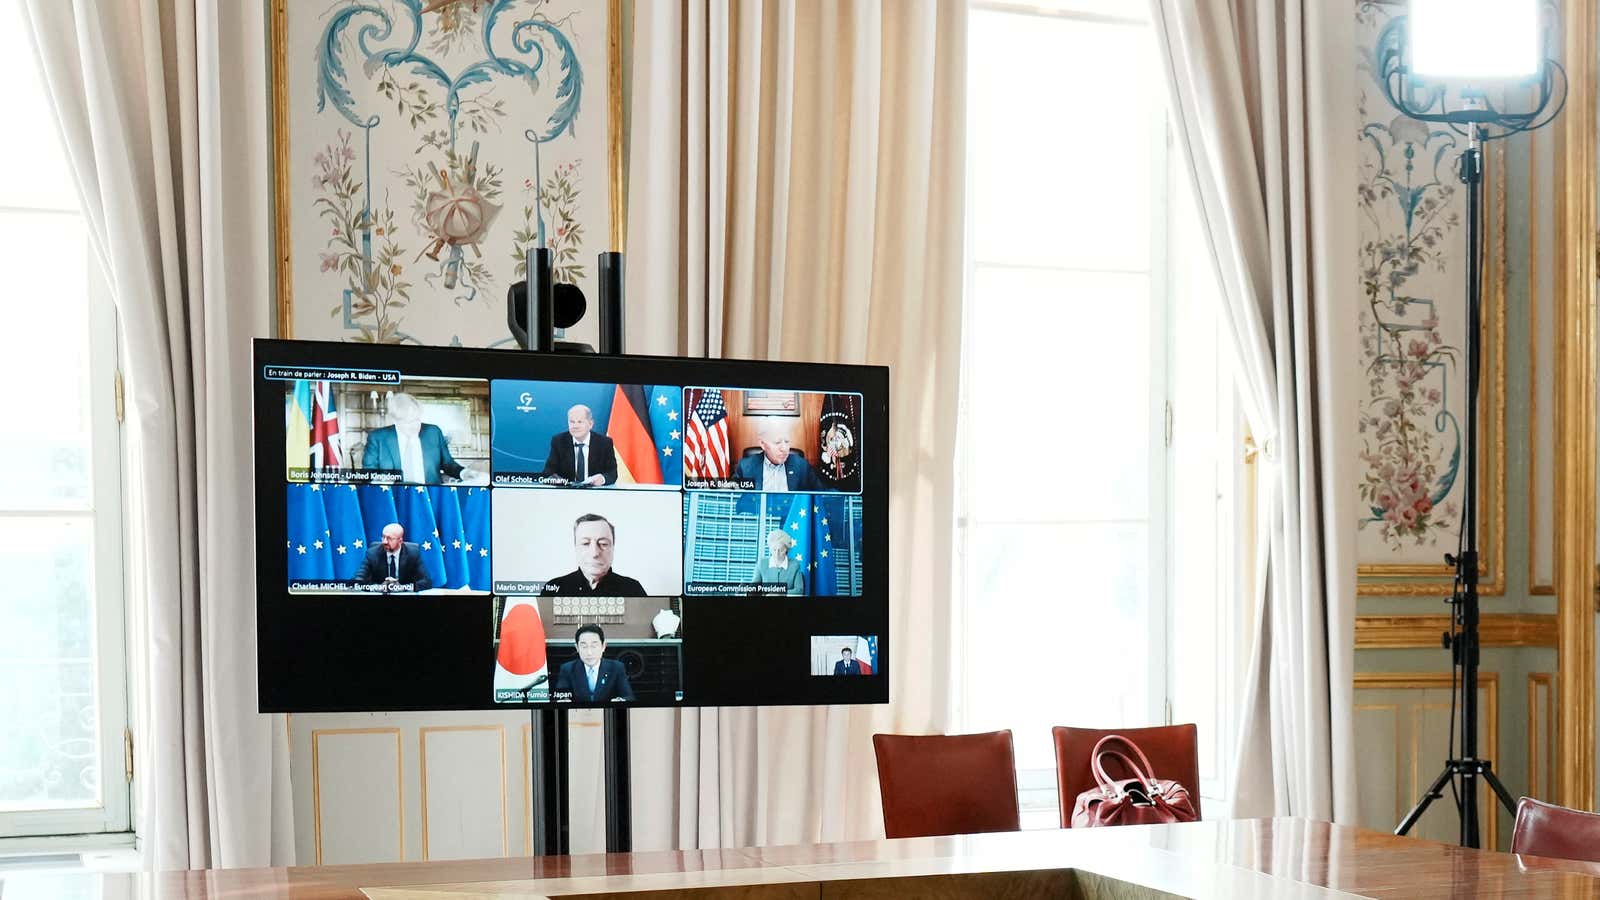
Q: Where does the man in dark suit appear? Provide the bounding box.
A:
[353,523,433,592]
[554,624,635,702]
[734,418,822,491]
[362,393,466,484]
[543,514,648,596]
[833,646,862,676]
[540,404,618,486]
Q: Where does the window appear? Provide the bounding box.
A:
[958,2,1241,824]
[0,8,130,839]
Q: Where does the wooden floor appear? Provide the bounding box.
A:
[7,818,1600,898]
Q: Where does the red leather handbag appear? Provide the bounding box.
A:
[1070,734,1199,828]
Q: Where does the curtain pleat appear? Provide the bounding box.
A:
[1150,0,1358,823]
[625,0,967,848]
[22,0,291,868]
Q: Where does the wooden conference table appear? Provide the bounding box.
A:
[8,818,1600,899]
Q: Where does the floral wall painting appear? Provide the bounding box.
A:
[1355,2,1505,595]
[273,0,619,349]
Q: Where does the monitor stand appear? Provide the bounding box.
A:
[525,247,632,856]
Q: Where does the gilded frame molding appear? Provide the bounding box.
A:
[310,727,404,866]
[418,725,508,860]
[1353,671,1501,848]
[1554,0,1596,813]
[1354,613,1557,649]
[268,0,628,339]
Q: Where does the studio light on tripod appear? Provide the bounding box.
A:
[1409,0,1539,80]
[1378,0,1565,850]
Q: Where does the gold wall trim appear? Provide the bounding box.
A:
[1358,144,1508,597]
[1529,126,1556,595]
[311,727,403,866]
[608,0,624,252]
[1529,673,1555,801]
[419,725,509,861]
[269,5,627,335]
[1355,614,1557,649]
[270,0,291,338]
[1556,0,1597,813]
[1357,671,1500,847]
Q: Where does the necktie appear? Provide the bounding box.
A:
[575,442,586,481]
[587,667,598,693]
[388,553,397,579]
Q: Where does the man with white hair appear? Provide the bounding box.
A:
[362,391,465,484]
[734,417,821,492]
[539,403,618,486]
[353,522,433,592]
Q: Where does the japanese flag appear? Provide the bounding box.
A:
[494,597,548,702]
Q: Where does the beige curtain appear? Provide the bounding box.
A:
[624,0,967,848]
[1150,0,1358,821]
[22,0,292,868]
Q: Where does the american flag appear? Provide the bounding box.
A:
[310,380,343,469]
[683,388,730,478]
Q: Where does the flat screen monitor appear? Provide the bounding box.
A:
[254,339,889,712]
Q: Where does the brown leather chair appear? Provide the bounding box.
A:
[1052,724,1201,828]
[1512,797,1600,862]
[872,730,1021,839]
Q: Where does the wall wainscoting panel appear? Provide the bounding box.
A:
[1353,673,1504,850]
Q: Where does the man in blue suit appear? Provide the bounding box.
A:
[553,624,635,703]
[833,646,863,676]
[362,392,465,484]
[734,418,822,492]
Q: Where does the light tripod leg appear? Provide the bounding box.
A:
[1396,765,1455,837]
[1481,765,1519,817]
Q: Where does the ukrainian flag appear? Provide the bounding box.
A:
[285,380,313,479]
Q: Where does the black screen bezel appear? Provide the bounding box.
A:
[254,338,890,712]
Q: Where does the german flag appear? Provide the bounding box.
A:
[610,384,665,485]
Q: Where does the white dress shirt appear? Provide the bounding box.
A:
[398,430,425,483]
[762,459,788,493]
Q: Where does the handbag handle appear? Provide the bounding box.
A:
[1090,735,1159,794]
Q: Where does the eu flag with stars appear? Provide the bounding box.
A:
[811,495,845,597]
[394,485,447,589]
[429,486,472,589]
[648,385,684,485]
[324,484,366,580]
[464,487,493,590]
[286,484,334,580]
[357,486,399,549]
[778,494,815,595]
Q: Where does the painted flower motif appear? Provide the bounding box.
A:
[1358,50,1464,550]
[320,252,339,272]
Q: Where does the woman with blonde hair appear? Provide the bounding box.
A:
[753,529,805,595]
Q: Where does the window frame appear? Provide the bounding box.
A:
[0,254,131,840]
[957,0,1243,821]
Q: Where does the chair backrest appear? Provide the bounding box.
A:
[1052,724,1201,828]
[1512,797,1600,861]
[741,447,805,460]
[872,730,1021,839]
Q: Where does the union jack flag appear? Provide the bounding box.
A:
[683,388,730,478]
[310,380,343,469]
